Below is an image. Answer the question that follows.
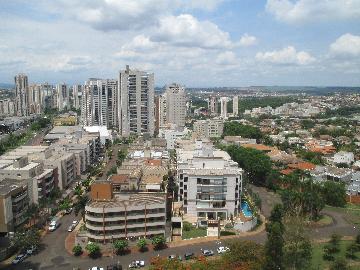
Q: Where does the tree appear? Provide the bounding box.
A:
[283,216,312,270]
[329,257,349,270]
[137,238,148,252]
[226,145,272,186]
[322,181,347,207]
[12,228,41,251]
[264,205,284,270]
[323,234,342,261]
[85,242,101,258]
[25,203,40,227]
[107,165,117,176]
[346,242,358,259]
[222,240,265,270]
[223,122,263,140]
[72,244,83,256]
[59,198,71,211]
[151,235,166,250]
[113,240,128,254]
[74,194,88,221]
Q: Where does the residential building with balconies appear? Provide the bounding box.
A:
[85,181,166,243]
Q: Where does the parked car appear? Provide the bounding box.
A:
[68,225,74,232]
[106,264,122,270]
[88,267,104,270]
[72,220,78,226]
[217,246,230,254]
[12,253,27,264]
[202,249,214,257]
[64,207,73,214]
[26,246,37,255]
[168,254,182,261]
[128,260,145,268]
[48,219,60,231]
[184,252,194,260]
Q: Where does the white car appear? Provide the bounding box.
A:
[88,267,104,270]
[202,249,214,256]
[68,225,74,232]
[217,246,230,254]
[128,260,145,268]
[72,220,78,226]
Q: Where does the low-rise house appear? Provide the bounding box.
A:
[333,151,355,166]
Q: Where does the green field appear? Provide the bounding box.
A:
[182,227,207,240]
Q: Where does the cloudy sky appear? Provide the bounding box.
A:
[1,0,360,87]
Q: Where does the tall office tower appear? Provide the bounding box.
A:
[28,84,42,114]
[80,79,118,129]
[14,73,29,116]
[72,85,82,109]
[118,65,154,136]
[220,97,228,119]
[233,96,239,116]
[165,83,187,128]
[56,83,69,111]
[208,96,218,115]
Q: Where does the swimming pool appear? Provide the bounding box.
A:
[241,201,253,217]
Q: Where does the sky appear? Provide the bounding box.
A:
[0,0,360,87]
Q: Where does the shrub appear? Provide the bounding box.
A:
[220,231,236,236]
[72,244,83,256]
[183,221,193,231]
[85,242,101,258]
[113,240,128,255]
[137,238,148,252]
[151,235,166,250]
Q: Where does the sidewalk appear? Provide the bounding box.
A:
[64,214,267,257]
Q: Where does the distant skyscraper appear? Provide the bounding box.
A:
[220,97,228,119]
[56,83,69,111]
[233,96,239,116]
[28,84,42,114]
[208,96,218,115]
[118,65,154,136]
[158,94,167,127]
[14,73,29,116]
[72,85,82,110]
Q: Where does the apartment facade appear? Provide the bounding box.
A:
[163,84,187,128]
[85,181,166,243]
[0,179,29,232]
[56,83,69,111]
[118,65,155,136]
[193,119,224,139]
[208,96,218,115]
[14,73,29,117]
[176,141,243,221]
[220,97,228,119]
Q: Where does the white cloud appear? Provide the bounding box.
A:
[330,33,360,57]
[238,34,257,47]
[216,51,238,65]
[266,0,360,23]
[256,46,315,65]
[151,14,233,49]
[177,0,225,11]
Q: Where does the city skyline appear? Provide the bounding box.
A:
[0,0,359,87]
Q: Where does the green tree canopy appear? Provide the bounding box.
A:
[223,122,263,140]
[322,181,347,207]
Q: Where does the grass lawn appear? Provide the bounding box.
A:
[309,214,333,227]
[311,240,360,270]
[325,203,360,226]
[182,227,207,240]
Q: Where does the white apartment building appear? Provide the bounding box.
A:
[333,151,355,165]
[193,119,224,139]
[177,141,243,221]
[158,127,190,150]
[220,97,228,119]
[118,65,155,136]
[233,96,239,116]
[14,73,29,117]
[28,84,42,114]
[0,99,15,116]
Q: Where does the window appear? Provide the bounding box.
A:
[180,174,183,180]
[184,185,187,190]
[184,177,188,182]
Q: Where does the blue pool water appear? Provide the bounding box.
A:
[241,201,253,217]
